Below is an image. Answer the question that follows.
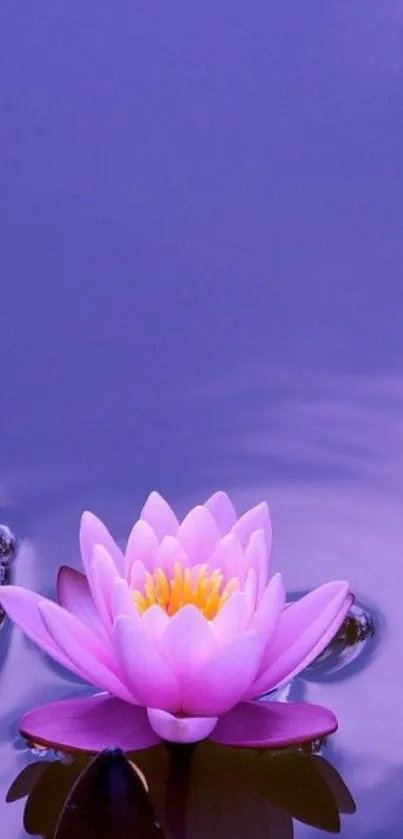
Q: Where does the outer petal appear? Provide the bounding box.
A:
[286,592,354,689]
[140,491,179,540]
[203,491,237,534]
[243,568,258,625]
[208,533,244,581]
[125,520,159,577]
[88,545,120,634]
[160,605,218,687]
[111,578,136,621]
[57,566,104,636]
[80,511,125,577]
[147,708,218,744]
[140,605,170,646]
[156,536,189,575]
[230,502,272,551]
[182,631,264,716]
[210,700,337,748]
[252,573,285,640]
[249,582,349,697]
[129,559,148,591]
[114,615,180,712]
[0,586,84,677]
[243,529,270,601]
[212,592,250,644]
[39,602,135,704]
[177,506,221,564]
[20,694,160,753]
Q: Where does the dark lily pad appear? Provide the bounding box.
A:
[186,741,344,836]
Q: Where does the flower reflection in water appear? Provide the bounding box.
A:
[7,741,355,838]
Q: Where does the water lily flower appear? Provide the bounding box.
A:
[0,491,352,751]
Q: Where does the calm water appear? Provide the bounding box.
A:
[1,0,403,836]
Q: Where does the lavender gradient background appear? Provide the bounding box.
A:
[1,1,403,836]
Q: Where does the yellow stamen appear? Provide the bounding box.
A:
[133,591,148,612]
[204,570,224,619]
[154,568,170,609]
[132,562,240,619]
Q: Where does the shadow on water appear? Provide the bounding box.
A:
[6,743,356,838]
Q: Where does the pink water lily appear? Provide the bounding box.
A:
[0,491,352,751]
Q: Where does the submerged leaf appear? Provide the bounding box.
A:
[54,747,164,839]
[6,760,51,803]
[312,756,356,814]
[190,742,342,836]
[23,759,85,836]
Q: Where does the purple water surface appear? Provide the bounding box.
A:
[1,0,402,836]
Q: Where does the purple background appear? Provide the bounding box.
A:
[0,1,403,836]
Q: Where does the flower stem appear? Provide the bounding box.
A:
[163,744,195,839]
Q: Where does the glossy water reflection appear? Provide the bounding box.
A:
[297,600,377,681]
[0,525,17,563]
[0,520,15,630]
[7,743,355,838]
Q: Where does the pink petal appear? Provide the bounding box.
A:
[203,491,237,534]
[114,615,180,712]
[182,631,264,716]
[249,582,349,698]
[212,593,250,644]
[140,491,179,540]
[89,545,120,634]
[140,605,170,646]
[39,602,135,704]
[39,600,115,667]
[209,533,244,581]
[285,592,354,690]
[243,529,270,601]
[129,559,148,590]
[231,502,272,551]
[253,573,285,640]
[57,566,105,636]
[80,512,125,577]
[147,708,218,744]
[210,700,337,748]
[0,586,83,677]
[111,578,136,621]
[156,536,189,575]
[160,606,217,689]
[125,520,159,577]
[243,568,258,625]
[20,694,160,753]
[177,506,221,564]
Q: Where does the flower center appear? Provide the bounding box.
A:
[132,561,239,619]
